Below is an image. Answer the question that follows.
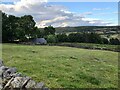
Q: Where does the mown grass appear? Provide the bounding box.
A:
[2,44,118,88]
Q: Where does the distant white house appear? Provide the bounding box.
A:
[33,38,47,45]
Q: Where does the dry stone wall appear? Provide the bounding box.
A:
[0,59,49,90]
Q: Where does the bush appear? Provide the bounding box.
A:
[46,35,57,43]
[68,33,84,42]
[67,32,103,44]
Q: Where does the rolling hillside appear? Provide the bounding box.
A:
[2,44,118,88]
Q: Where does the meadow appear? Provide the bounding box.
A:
[52,43,119,52]
[2,44,118,88]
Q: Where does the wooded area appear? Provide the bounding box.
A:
[2,12,120,45]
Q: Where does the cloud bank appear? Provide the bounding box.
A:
[0,0,115,27]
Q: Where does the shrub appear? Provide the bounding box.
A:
[46,35,57,43]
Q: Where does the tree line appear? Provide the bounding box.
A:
[2,12,120,45]
[2,12,56,43]
[46,33,120,45]
[2,12,38,42]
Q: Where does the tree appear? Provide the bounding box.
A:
[67,32,103,44]
[2,13,20,42]
[88,33,102,44]
[68,33,77,42]
[2,12,37,42]
[102,38,109,44]
[8,15,20,41]
[36,28,45,38]
[57,34,68,42]
[2,12,9,42]
[68,33,85,43]
[44,25,55,36]
[17,15,36,41]
[46,35,57,43]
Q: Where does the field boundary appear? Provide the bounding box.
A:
[48,43,120,52]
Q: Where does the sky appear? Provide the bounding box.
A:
[0,0,119,27]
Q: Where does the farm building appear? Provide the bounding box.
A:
[32,38,47,45]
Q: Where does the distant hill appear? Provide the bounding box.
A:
[55,26,118,33]
[39,26,118,34]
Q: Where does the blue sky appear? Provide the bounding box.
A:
[0,0,118,27]
[49,2,118,25]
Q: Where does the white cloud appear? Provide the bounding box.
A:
[0,0,116,27]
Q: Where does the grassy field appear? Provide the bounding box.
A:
[2,44,118,88]
[52,43,119,52]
